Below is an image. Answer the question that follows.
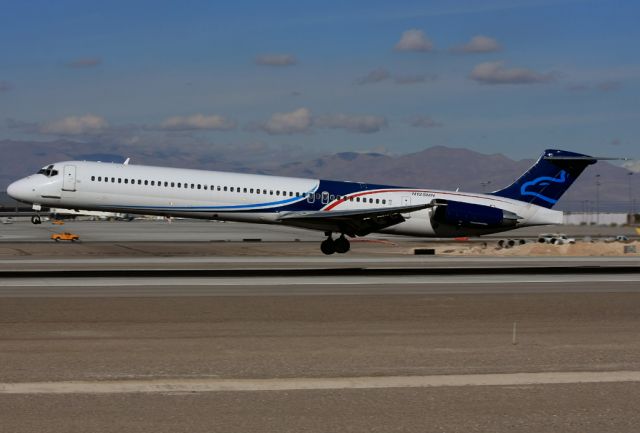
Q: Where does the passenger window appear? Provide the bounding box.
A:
[230,187,234,192]
[382,199,386,204]
[91,176,95,181]
[243,188,247,193]
[376,199,380,204]
[177,183,181,188]
[263,189,267,194]
[163,181,167,187]
[250,188,254,193]
[369,198,373,203]
[118,178,122,183]
[217,186,221,191]
[145,180,148,185]
[150,181,155,186]
[138,180,142,185]
[256,189,260,194]
[223,186,228,191]
[270,190,273,195]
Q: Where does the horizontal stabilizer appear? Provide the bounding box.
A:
[492,149,601,208]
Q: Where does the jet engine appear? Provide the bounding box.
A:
[430,200,519,229]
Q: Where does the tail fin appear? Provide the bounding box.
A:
[491,149,597,208]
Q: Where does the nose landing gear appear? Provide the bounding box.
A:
[320,233,351,255]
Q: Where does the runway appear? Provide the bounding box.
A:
[1,230,640,432]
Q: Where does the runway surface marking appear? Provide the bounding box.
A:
[2,371,640,394]
[2,274,640,287]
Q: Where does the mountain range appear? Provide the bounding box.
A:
[1,139,637,211]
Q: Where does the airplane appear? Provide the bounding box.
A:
[7,149,602,254]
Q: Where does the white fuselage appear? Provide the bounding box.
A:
[7,160,563,237]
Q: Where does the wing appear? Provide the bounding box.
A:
[277,203,432,237]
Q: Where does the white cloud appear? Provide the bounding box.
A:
[315,113,387,134]
[40,114,108,135]
[258,107,312,135]
[394,29,433,52]
[452,35,501,53]
[66,57,102,68]
[410,116,443,128]
[355,68,390,85]
[469,61,554,85]
[596,80,621,92]
[160,114,236,131]
[255,54,297,66]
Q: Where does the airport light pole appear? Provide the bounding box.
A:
[595,174,601,225]
[628,172,634,215]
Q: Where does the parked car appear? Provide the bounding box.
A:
[538,233,575,245]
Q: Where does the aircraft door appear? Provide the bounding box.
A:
[62,165,77,192]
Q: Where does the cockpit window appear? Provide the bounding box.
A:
[37,165,58,177]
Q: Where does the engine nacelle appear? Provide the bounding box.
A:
[431,200,519,229]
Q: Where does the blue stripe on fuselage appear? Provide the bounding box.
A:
[95,180,407,214]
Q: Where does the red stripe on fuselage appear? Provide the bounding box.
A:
[322,189,514,211]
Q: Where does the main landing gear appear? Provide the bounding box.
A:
[320,233,351,255]
[31,215,41,225]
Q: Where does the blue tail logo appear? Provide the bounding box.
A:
[519,170,567,205]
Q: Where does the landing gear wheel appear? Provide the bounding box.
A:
[31,215,41,225]
[320,238,336,255]
[334,235,350,254]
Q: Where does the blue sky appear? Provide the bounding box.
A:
[1,0,638,165]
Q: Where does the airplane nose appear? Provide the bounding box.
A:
[7,181,19,199]
[7,179,29,201]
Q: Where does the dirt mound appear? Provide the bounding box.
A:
[439,241,640,257]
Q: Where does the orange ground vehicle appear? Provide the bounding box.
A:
[52,220,65,225]
[51,232,80,242]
